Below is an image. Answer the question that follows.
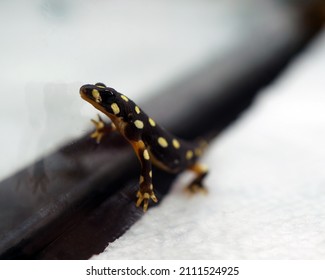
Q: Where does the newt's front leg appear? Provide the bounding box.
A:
[90,114,116,143]
[131,140,158,211]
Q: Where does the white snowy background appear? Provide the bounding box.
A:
[0,0,324,259]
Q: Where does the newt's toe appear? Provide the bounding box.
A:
[136,190,158,212]
[90,116,105,143]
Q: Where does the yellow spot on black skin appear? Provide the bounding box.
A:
[111,103,120,115]
[149,171,152,178]
[172,139,180,149]
[92,89,102,103]
[121,95,129,102]
[149,118,156,127]
[97,85,105,88]
[158,137,168,148]
[186,150,193,160]
[134,120,144,129]
[139,175,144,184]
[143,149,150,160]
[135,106,141,114]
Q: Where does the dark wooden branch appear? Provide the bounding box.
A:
[0,1,323,259]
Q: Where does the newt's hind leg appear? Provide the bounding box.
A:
[187,163,208,194]
[90,114,116,143]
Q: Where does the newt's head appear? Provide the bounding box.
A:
[80,83,132,118]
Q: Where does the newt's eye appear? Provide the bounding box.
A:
[103,88,114,95]
[127,113,134,121]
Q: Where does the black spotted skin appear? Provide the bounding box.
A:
[80,83,208,211]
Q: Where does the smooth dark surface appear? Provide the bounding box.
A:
[0,1,323,259]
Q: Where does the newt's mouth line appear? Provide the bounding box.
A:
[80,91,116,120]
